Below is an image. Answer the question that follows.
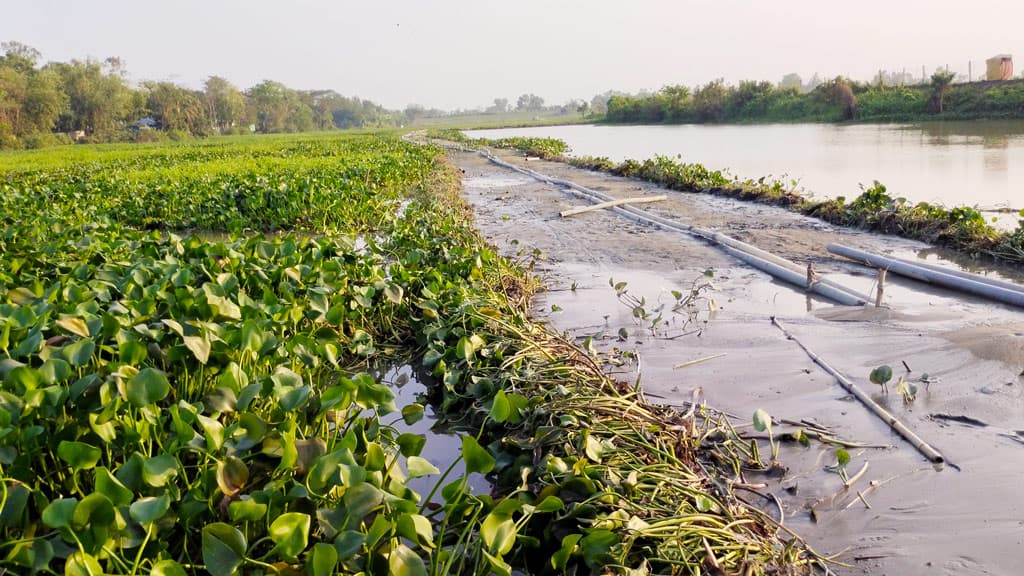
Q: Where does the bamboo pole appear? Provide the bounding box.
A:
[559,195,667,217]
[770,317,946,465]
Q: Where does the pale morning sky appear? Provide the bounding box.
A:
[4,0,1022,111]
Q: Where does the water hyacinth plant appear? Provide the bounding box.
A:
[0,132,820,574]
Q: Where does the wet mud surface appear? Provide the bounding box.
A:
[453,148,1024,575]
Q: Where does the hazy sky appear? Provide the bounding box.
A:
[4,0,1023,110]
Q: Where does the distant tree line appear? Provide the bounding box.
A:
[604,71,1024,125]
[0,41,397,149]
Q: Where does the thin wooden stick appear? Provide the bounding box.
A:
[771,316,946,465]
[875,268,887,307]
[559,195,668,217]
[672,352,727,370]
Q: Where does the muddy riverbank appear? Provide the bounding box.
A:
[452,147,1024,575]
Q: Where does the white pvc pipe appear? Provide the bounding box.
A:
[828,243,1024,309]
[482,151,866,306]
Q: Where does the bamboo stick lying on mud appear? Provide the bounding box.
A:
[770,317,946,466]
[559,195,668,217]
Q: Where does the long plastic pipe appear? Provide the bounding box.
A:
[482,151,867,306]
[877,253,1024,295]
[828,243,1024,309]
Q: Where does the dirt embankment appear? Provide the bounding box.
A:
[453,145,1024,576]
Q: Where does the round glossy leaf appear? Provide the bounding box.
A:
[72,493,115,529]
[870,365,894,385]
[308,542,338,576]
[462,436,495,475]
[38,358,72,385]
[389,543,427,576]
[126,368,170,408]
[95,467,133,507]
[228,499,267,523]
[217,456,249,496]
[406,456,439,478]
[142,454,179,487]
[202,523,247,576]
[269,512,310,561]
[65,552,103,576]
[62,338,95,367]
[57,441,101,471]
[490,389,511,423]
[752,408,772,433]
[151,559,188,576]
[343,483,383,520]
[41,498,76,529]
[129,493,170,525]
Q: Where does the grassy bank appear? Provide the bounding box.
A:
[0,133,817,574]
[601,77,1024,125]
[437,129,1024,267]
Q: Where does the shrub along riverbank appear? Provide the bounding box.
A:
[0,133,817,574]
[601,76,1024,124]
[437,129,1024,267]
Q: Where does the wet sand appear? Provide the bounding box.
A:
[453,148,1024,576]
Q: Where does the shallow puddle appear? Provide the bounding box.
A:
[380,364,492,500]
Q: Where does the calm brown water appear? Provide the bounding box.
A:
[468,121,1024,213]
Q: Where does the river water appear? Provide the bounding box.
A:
[467,121,1024,214]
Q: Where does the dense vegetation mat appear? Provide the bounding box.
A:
[0,133,817,575]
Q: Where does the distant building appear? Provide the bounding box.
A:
[986,54,1013,81]
[129,117,159,132]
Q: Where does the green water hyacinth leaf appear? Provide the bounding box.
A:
[753,408,772,433]
[38,358,71,385]
[0,482,28,526]
[389,543,427,576]
[42,498,77,528]
[130,493,170,524]
[217,456,249,496]
[397,433,426,457]
[270,512,310,560]
[462,435,495,474]
[228,499,267,523]
[343,483,383,520]
[384,284,404,304]
[481,498,522,556]
[870,364,894,385]
[183,332,211,364]
[6,366,38,392]
[95,467,133,507]
[401,403,424,425]
[119,339,148,365]
[65,552,104,576]
[202,523,247,576]
[61,338,95,367]
[456,336,473,362]
[58,441,101,471]
[143,454,179,487]
[126,367,170,408]
[151,559,188,576]
[56,316,91,338]
[490,389,511,423]
[308,542,338,576]
[406,456,440,478]
[397,513,435,548]
[72,492,115,529]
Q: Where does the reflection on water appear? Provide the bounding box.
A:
[467,121,1024,214]
[375,363,492,499]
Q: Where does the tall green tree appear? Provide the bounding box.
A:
[203,76,246,133]
[929,70,956,114]
[145,81,207,133]
[50,59,132,136]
